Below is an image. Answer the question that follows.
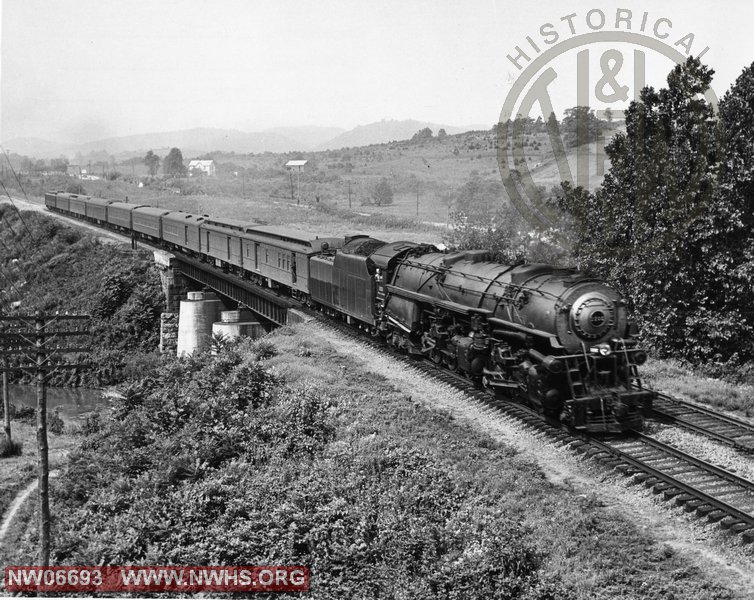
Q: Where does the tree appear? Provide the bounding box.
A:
[560,106,605,147]
[559,57,740,363]
[163,148,186,177]
[411,127,433,142]
[372,178,394,206]
[437,128,448,140]
[144,150,160,176]
[546,112,560,137]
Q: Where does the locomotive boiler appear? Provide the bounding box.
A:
[381,249,653,433]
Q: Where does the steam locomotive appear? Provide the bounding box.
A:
[45,191,654,433]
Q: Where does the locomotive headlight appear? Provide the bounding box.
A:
[590,343,612,356]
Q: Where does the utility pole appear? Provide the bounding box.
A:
[348,180,352,209]
[2,356,9,443]
[35,313,50,565]
[0,313,91,565]
[416,188,420,217]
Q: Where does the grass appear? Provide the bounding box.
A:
[257,325,740,599]
[641,358,754,417]
[0,422,77,523]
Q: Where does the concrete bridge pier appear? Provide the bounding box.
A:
[177,291,226,356]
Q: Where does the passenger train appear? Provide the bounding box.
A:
[45,190,655,433]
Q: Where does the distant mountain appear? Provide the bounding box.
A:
[264,125,346,149]
[2,137,72,159]
[2,129,299,159]
[317,119,484,150]
[75,127,300,156]
[3,120,488,159]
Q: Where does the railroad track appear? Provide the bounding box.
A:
[309,314,754,543]
[651,392,754,454]
[591,434,754,535]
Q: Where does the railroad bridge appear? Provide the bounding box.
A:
[152,250,309,354]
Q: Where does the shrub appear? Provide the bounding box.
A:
[48,408,65,435]
[252,339,277,360]
[14,405,36,422]
[0,437,22,458]
[64,182,86,194]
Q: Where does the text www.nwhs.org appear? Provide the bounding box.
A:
[4,566,309,592]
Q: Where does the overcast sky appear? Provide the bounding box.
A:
[2,0,753,144]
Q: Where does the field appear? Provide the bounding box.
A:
[15,126,616,246]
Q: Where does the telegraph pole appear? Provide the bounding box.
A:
[0,312,91,565]
[2,356,9,443]
[35,313,50,565]
[348,180,352,209]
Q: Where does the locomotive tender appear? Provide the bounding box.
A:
[45,191,654,433]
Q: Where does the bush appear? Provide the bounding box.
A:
[48,408,64,435]
[251,338,277,360]
[33,343,577,599]
[0,437,22,458]
[14,405,36,422]
[372,177,394,206]
[64,182,86,194]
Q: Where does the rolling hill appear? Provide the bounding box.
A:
[3,120,485,159]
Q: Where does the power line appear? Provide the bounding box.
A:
[0,179,36,246]
[0,148,50,270]
[1,146,33,204]
[0,202,35,259]
[0,267,21,313]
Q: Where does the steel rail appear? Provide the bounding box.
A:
[651,391,754,453]
[595,433,754,529]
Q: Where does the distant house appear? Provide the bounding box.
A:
[188,159,216,177]
[67,164,82,178]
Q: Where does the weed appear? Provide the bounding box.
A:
[252,339,277,360]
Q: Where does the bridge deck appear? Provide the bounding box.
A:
[173,255,295,326]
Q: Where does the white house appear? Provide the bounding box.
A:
[188,159,216,177]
